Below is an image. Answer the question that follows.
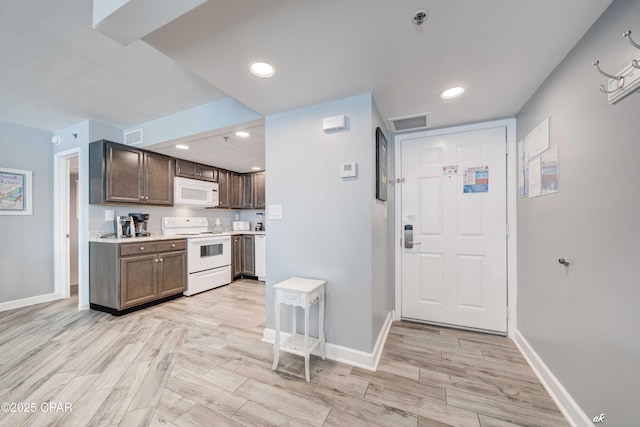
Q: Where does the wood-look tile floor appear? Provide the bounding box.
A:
[0,280,568,427]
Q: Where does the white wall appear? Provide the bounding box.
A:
[516,0,640,425]
[264,92,393,353]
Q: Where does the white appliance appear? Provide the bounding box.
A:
[254,234,266,281]
[161,217,231,295]
[174,177,219,207]
[232,221,251,231]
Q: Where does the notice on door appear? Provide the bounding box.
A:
[442,165,459,178]
[463,166,489,193]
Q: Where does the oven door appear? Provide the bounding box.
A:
[188,235,231,273]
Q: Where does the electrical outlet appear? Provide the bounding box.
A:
[104,210,115,221]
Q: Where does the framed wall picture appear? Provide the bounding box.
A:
[375,127,388,201]
[0,167,33,215]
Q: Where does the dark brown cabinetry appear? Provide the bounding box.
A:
[90,140,173,206]
[175,159,218,182]
[218,170,264,210]
[90,239,187,314]
[217,169,230,209]
[238,172,265,209]
[241,235,255,276]
[242,174,254,209]
[252,171,266,209]
[232,235,242,278]
[231,234,256,279]
[230,172,243,209]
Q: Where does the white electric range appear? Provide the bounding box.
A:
[161,217,231,296]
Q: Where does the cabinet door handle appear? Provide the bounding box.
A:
[139,247,145,251]
[159,258,163,262]
[154,258,158,263]
[171,244,176,248]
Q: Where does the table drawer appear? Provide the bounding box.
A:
[278,290,301,305]
[120,239,186,257]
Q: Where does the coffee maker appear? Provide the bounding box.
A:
[117,215,134,237]
[129,213,150,237]
[254,213,264,231]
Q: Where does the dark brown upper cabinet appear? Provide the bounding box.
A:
[90,140,173,206]
[242,174,254,209]
[175,159,218,182]
[217,169,230,209]
[230,172,243,209]
[213,169,265,210]
[252,171,266,209]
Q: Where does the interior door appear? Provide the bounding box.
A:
[401,127,507,333]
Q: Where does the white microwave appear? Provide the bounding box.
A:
[174,177,219,207]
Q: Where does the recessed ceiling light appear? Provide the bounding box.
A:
[250,61,275,78]
[251,166,261,171]
[175,144,189,150]
[235,131,250,138]
[440,86,465,99]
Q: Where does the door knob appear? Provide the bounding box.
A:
[558,257,571,266]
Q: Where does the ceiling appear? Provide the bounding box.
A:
[0,0,226,132]
[150,120,266,173]
[1,0,613,171]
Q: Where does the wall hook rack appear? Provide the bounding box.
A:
[593,60,625,93]
[623,30,640,69]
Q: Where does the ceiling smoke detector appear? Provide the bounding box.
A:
[412,10,429,25]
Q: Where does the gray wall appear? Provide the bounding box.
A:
[265,93,380,352]
[371,101,393,345]
[0,120,53,302]
[516,0,640,425]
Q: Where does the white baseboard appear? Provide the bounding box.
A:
[0,292,62,312]
[263,310,393,371]
[514,330,594,427]
[371,311,394,370]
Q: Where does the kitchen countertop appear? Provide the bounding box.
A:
[89,230,266,243]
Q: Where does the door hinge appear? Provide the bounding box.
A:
[396,177,405,184]
[400,237,403,247]
[506,306,510,319]
[506,223,509,237]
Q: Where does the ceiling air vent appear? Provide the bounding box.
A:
[387,113,431,133]
[124,128,143,146]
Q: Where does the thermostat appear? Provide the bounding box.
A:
[340,162,357,178]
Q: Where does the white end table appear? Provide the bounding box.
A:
[271,277,326,382]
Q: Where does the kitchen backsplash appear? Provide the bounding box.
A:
[89,204,265,235]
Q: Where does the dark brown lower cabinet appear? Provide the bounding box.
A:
[232,235,242,279]
[90,239,187,314]
[232,234,256,279]
[241,235,255,276]
[120,253,157,309]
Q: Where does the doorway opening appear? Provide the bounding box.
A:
[53,148,80,303]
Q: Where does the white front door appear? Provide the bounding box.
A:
[401,127,507,333]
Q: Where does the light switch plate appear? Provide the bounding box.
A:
[268,204,282,220]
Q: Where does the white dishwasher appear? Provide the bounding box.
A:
[254,234,266,281]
